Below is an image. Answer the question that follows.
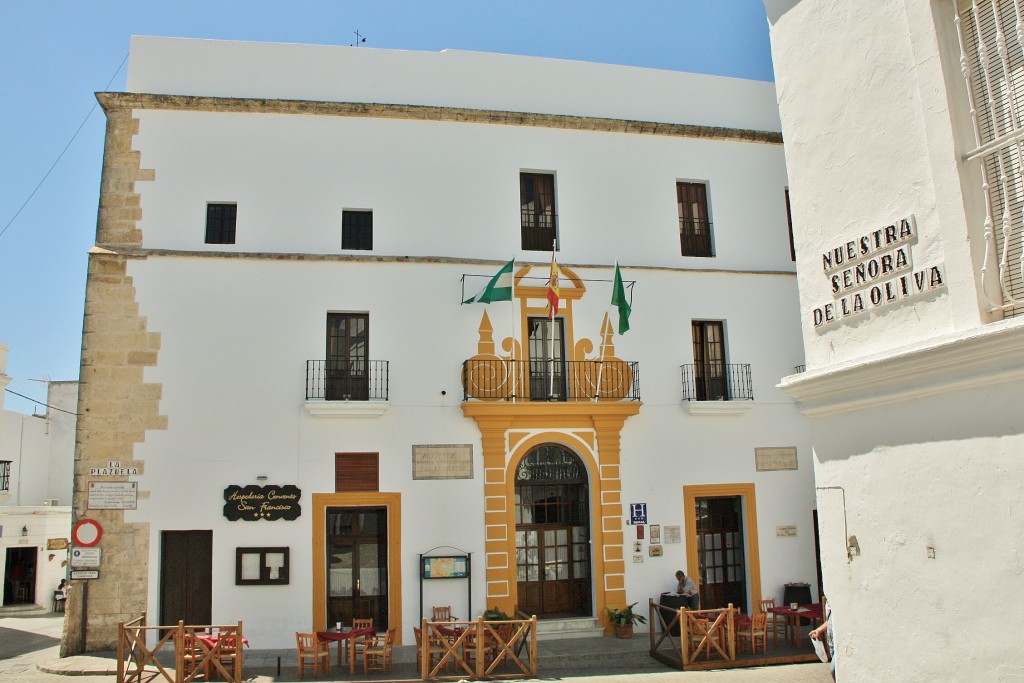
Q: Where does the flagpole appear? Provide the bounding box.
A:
[511,259,517,403]
[594,261,615,402]
[548,240,556,400]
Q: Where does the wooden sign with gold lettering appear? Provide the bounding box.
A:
[223,485,302,521]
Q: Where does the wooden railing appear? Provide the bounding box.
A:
[649,599,736,668]
[421,616,537,681]
[117,613,244,683]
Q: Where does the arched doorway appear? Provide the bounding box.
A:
[514,444,592,618]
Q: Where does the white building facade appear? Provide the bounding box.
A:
[767,1,1024,681]
[0,341,76,611]
[67,37,818,653]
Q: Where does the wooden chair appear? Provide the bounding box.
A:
[738,612,768,654]
[362,627,396,673]
[350,618,373,661]
[760,598,787,646]
[174,632,209,681]
[296,632,329,678]
[688,617,715,661]
[414,626,450,674]
[432,605,456,621]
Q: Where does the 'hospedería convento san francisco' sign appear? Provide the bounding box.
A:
[812,215,945,327]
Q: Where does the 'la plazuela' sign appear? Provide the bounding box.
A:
[812,215,946,327]
[223,484,301,521]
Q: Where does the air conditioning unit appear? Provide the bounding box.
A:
[43,499,59,506]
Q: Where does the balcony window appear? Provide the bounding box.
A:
[521,172,557,251]
[677,182,713,257]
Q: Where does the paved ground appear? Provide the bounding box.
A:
[0,608,831,683]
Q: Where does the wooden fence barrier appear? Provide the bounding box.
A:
[117,613,244,683]
[421,615,537,680]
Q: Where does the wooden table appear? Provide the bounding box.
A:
[317,627,375,673]
[768,603,822,647]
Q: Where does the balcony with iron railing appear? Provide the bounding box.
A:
[304,360,389,418]
[521,212,558,252]
[679,219,714,257]
[462,358,640,402]
[680,363,753,415]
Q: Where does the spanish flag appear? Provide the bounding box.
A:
[546,251,560,320]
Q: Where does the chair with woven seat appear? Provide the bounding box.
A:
[414,626,450,674]
[174,631,209,681]
[350,618,373,663]
[362,627,396,673]
[296,632,329,678]
[738,612,768,654]
[760,598,788,647]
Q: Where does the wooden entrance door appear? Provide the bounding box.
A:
[160,530,212,625]
[695,497,747,613]
[326,507,388,628]
[515,445,591,617]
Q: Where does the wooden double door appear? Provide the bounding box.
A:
[695,496,747,613]
[515,445,591,618]
[326,507,388,628]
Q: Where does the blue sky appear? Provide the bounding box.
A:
[0,1,775,414]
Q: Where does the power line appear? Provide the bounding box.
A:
[4,388,79,416]
[0,51,129,241]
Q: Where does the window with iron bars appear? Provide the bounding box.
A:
[342,210,373,250]
[521,172,557,251]
[0,461,10,491]
[205,203,237,245]
[954,0,1024,317]
[677,182,714,257]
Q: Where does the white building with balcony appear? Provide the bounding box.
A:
[67,36,819,659]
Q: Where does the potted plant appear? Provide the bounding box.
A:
[483,606,510,621]
[606,602,647,639]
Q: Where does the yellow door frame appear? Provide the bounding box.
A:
[682,483,761,614]
[312,492,403,644]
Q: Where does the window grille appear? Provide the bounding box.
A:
[205,203,237,244]
[342,210,373,250]
[0,461,9,491]
[520,173,557,251]
[955,0,1024,316]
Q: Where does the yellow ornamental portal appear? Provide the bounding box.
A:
[461,264,641,632]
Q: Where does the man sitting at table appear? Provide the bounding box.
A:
[674,570,700,610]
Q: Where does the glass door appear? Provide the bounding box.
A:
[326,313,369,401]
[695,496,746,613]
[326,507,387,627]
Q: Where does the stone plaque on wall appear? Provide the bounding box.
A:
[412,444,473,480]
[755,447,798,471]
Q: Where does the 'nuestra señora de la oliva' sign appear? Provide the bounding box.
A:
[223,485,302,521]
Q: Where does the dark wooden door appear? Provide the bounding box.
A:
[326,313,369,401]
[695,497,746,613]
[326,507,388,628]
[160,530,212,625]
[515,446,591,618]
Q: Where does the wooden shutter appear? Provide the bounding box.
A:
[335,453,379,492]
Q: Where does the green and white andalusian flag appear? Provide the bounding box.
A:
[463,259,515,304]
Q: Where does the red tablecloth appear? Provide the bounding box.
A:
[196,634,249,649]
[317,627,375,673]
[768,603,822,647]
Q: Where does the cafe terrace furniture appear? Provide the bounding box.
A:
[414,626,451,674]
[316,626,375,674]
[296,632,330,678]
[737,612,768,654]
[196,630,248,680]
[173,631,209,681]
[768,603,824,648]
[363,627,396,673]
[432,605,456,621]
[760,598,789,646]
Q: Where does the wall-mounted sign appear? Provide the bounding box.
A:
[776,525,798,538]
[755,447,799,472]
[236,547,290,585]
[649,544,664,557]
[629,503,648,525]
[664,526,682,544]
[70,570,99,580]
[812,215,946,327]
[47,538,69,551]
[89,460,140,476]
[71,547,101,568]
[87,482,137,510]
[412,444,474,480]
[422,555,469,579]
[71,519,102,547]
[223,484,301,521]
